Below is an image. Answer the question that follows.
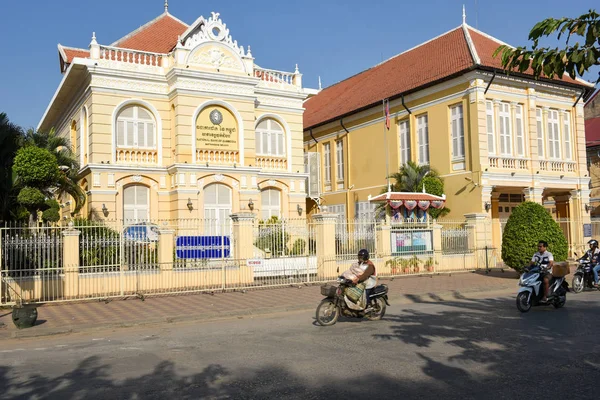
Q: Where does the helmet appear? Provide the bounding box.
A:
[588,239,598,247]
[358,249,370,261]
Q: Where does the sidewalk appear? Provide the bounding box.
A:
[0,270,523,339]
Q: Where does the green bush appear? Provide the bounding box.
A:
[17,187,45,208]
[13,147,59,187]
[254,216,290,257]
[501,201,568,273]
[422,176,451,219]
[41,199,60,223]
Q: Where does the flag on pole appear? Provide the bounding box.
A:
[385,99,390,130]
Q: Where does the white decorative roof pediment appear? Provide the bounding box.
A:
[180,12,251,73]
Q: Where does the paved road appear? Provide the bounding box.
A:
[1,290,599,399]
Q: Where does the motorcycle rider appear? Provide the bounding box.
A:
[581,239,600,287]
[529,241,554,303]
[352,249,377,309]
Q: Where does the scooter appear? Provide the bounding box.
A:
[516,264,569,313]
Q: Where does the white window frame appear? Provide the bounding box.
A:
[514,104,525,157]
[417,114,429,165]
[547,109,561,159]
[260,189,281,220]
[123,185,150,222]
[336,140,344,182]
[536,108,545,158]
[323,143,332,184]
[498,102,512,156]
[203,183,232,236]
[563,111,572,160]
[450,104,465,160]
[255,119,285,157]
[116,106,156,149]
[486,101,495,155]
[399,120,411,164]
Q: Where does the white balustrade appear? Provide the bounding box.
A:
[197,150,239,165]
[255,157,287,170]
[100,46,164,67]
[539,160,577,173]
[488,157,529,170]
[116,149,158,164]
[254,67,296,86]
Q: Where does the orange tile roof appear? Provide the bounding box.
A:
[111,13,188,53]
[62,47,90,63]
[304,25,591,130]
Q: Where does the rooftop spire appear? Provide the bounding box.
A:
[462,4,466,25]
[164,0,168,13]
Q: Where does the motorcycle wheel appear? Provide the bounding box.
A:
[572,275,584,293]
[553,295,566,309]
[316,299,339,326]
[516,292,532,313]
[365,297,387,321]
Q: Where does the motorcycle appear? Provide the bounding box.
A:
[571,253,600,293]
[516,264,569,313]
[315,277,390,326]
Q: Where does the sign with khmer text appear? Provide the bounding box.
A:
[195,105,238,151]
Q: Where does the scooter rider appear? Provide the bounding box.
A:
[352,249,377,308]
[581,239,600,287]
[529,241,554,303]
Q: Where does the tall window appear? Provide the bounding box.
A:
[417,114,429,165]
[536,108,544,158]
[450,104,465,159]
[116,105,156,148]
[203,184,232,235]
[70,121,77,154]
[399,120,411,164]
[323,143,331,184]
[515,104,525,157]
[261,189,281,220]
[486,101,495,155]
[563,112,572,160]
[336,140,344,181]
[123,185,149,222]
[498,102,512,155]
[547,110,561,159]
[255,119,285,156]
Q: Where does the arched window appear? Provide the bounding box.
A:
[70,120,77,154]
[204,183,232,235]
[261,189,281,220]
[116,105,156,149]
[255,119,285,156]
[123,185,149,222]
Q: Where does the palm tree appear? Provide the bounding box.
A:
[0,113,23,222]
[23,128,86,215]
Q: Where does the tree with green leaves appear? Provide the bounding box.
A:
[0,113,24,222]
[494,9,600,84]
[23,128,85,215]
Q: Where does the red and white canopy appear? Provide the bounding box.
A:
[368,192,446,210]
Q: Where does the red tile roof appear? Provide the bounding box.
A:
[586,117,600,147]
[62,47,90,63]
[304,25,592,130]
[111,13,188,53]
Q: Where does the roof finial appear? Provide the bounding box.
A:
[164,0,168,13]
[462,4,466,25]
[90,32,98,46]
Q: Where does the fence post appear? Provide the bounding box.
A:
[231,212,256,285]
[158,229,175,292]
[464,213,490,270]
[376,224,392,274]
[432,224,443,272]
[62,228,81,299]
[313,213,337,280]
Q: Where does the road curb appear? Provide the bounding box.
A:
[0,283,519,340]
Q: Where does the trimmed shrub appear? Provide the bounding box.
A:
[501,201,568,273]
[13,147,59,187]
[17,187,45,209]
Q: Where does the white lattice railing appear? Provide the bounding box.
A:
[255,156,287,170]
[100,45,165,67]
[539,160,577,173]
[116,148,158,164]
[254,67,297,86]
[196,150,239,165]
[488,157,529,170]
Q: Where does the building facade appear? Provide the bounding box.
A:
[584,90,600,217]
[39,8,311,224]
[303,18,596,250]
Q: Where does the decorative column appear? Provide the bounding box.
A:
[527,88,540,164]
[465,213,492,269]
[62,228,81,299]
[523,187,544,204]
[313,213,338,280]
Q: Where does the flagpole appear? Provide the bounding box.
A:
[383,99,391,193]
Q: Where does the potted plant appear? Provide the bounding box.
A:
[424,257,435,272]
[400,258,411,274]
[409,255,421,273]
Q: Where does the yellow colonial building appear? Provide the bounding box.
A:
[303,17,596,249]
[38,7,311,224]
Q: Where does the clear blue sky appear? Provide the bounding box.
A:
[0,0,597,130]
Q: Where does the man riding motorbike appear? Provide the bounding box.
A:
[580,239,600,288]
[529,241,554,303]
[351,249,377,310]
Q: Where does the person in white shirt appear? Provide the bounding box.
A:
[529,240,554,303]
